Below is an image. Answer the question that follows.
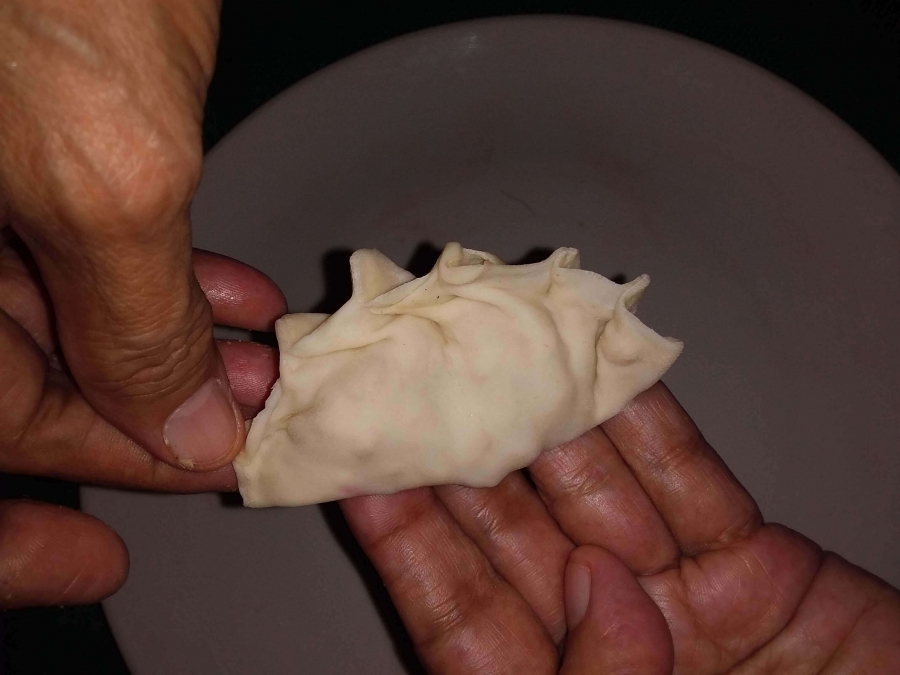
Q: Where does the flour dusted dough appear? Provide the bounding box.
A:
[235,243,682,507]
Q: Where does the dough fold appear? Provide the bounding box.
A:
[235,243,682,507]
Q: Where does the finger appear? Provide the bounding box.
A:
[14,206,244,473]
[0,238,54,354]
[435,474,574,644]
[1,0,227,469]
[560,546,673,675]
[0,240,277,483]
[0,242,286,353]
[0,308,237,492]
[342,488,559,674]
[218,339,278,418]
[529,428,679,574]
[602,383,762,555]
[193,249,287,331]
[9,378,239,492]
[0,243,287,345]
[0,500,128,609]
[4,102,244,473]
[0,306,46,446]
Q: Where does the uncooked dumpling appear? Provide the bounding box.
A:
[235,243,682,507]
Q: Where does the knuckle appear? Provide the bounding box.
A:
[49,123,201,237]
[1,8,203,238]
[643,430,709,479]
[423,574,499,644]
[427,593,470,636]
[710,512,762,549]
[367,497,435,553]
[80,296,212,402]
[554,453,614,502]
[444,487,517,542]
[471,502,509,541]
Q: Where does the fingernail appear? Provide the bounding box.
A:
[565,563,592,631]
[164,378,239,469]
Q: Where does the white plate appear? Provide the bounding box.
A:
[83,16,900,674]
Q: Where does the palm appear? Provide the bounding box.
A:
[342,384,900,673]
[639,525,816,672]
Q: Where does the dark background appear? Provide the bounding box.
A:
[2,1,898,673]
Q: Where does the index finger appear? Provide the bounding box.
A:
[601,383,762,556]
[193,249,287,331]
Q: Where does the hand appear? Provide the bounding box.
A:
[0,0,239,470]
[0,0,281,610]
[342,384,900,673]
[0,234,283,608]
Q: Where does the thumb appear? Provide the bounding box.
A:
[561,546,674,675]
[0,0,237,470]
[25,209,243,471]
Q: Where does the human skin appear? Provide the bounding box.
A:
[0,0,278,606]
[0,238,283,606]
[342,385,900,673]
[0,0,239,471]
[1,1,898,671]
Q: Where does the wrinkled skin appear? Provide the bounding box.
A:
[0,0,237,468]
[0,236,283,606]
[342,386,900,673]
[0,0,284,607]
[1,1,898,672]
